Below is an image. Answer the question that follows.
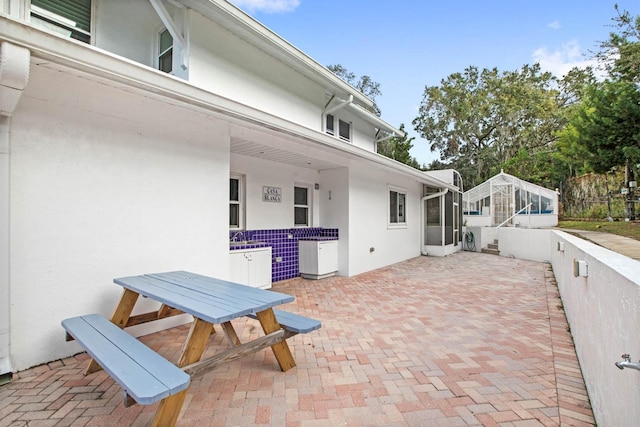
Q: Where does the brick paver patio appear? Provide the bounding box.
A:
[0,252,595,426]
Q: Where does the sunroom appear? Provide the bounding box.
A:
[463,171,558,228]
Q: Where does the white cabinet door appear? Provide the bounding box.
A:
[298,240,338,279]
[248,248,272,289]
[229,248,272,289]
[317,241,338,274]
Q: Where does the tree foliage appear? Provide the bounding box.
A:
[327,65,421,169]
[327,64,382,116]
[562,6,640,174]
[376,124,421,169]
[412,63,573,188]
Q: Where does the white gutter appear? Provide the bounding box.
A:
[324,94,352,115]
[345,102,404,137]
[420,189,449,256]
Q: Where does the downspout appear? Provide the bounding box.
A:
[420,188,448,256]
[0,41,30,379]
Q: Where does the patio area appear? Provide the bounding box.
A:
[0,252,595,426]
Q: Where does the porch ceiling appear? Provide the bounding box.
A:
[230,138,346,171]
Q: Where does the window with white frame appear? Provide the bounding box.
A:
[324,114,351,142]
[338,119,351,141]
[389,186,407,227]
[325,114,335,136]
[31,0,92,44]
[230,175,244,229]
[158,28,173,74]
[294,185,310,226]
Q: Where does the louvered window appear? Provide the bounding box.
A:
[31,0,92,44]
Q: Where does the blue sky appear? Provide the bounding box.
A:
[229,0,640,166]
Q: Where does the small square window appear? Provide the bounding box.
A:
[339,119,351,141]
[325,114,335,135]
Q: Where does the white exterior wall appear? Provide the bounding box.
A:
[188,12,323,132]
[319,167,350,276]
[347,161,422,276]
[94,0,161,68]
[550,231,640,427]
[498,228,551,262]
[230,153,321,230]
[8,65,231,370]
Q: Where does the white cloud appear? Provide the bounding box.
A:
[230,0,300,13]
[547,21,562,30]
[532,40,599,77]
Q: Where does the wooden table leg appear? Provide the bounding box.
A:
[151,317,213,427]
[256,308,296,371]
[85,288,140,375]
[221,321,241,347]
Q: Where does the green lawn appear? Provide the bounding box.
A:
[558,220,640,242]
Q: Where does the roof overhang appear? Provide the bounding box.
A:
[0,16,453,191]
[178,0,374,109]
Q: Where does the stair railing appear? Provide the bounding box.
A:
[496,203,532,228]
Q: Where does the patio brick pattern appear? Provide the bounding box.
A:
[0,252,595,426]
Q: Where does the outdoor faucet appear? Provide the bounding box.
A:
[615,354,640,371]
[230,231,244,242]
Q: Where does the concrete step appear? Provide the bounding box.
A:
[482,239,499,255]
[481,247,500,255]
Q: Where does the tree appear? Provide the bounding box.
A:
[327,64,382,116]
[412,64,564,188]
[377,124,421,169]
[566,6,640,218]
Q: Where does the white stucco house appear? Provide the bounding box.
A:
[0,0,462,376]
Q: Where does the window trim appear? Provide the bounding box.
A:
[324,113,351,142]
[294,184,311,227]
[230,174,245,230]
[388,185,408,229]
[338,119,351,142]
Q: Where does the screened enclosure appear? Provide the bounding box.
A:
[463,172,558,228]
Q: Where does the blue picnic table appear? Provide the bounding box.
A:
[64,271,320,427]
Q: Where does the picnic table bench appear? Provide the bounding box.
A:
[62,271,321,427]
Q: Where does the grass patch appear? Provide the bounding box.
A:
[558,220,640,242]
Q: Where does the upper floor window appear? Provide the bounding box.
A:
[338,119,351,141]
[31,0,92,44]
[389,186,407,227]
[230,175,244,230]
[158,28,173,74]
[325,114,351,142]
[294,185,310,227]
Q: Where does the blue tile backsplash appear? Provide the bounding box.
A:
[229,227,338,282]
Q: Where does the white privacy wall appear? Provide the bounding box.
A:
[550,231,640,427]
[9,66,231,370]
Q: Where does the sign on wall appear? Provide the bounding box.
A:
[263,186,282,203]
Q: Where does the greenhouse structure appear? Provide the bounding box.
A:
[463,171,558,228]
